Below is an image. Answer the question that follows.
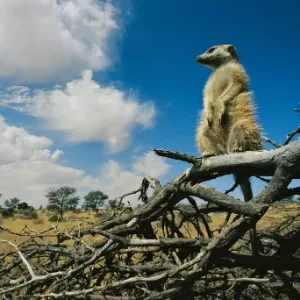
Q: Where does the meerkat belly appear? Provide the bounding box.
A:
[206,75,228,100]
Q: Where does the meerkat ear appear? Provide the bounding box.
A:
[227,45,236,54]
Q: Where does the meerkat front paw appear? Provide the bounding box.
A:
[231,146,244,153]
[206,109,214,127]
[200,152,215,159]
[216,105,226,125]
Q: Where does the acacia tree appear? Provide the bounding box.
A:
[4,197,20,211]
[17,202,30,210]
[46,186,80,219]
[83,190,108,214]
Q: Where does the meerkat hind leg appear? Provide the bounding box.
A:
[227,121,248,153]
[197,123,226,157]
[227,118,261,153]
[193,125,225,186]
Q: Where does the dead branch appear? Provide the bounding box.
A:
[0,136,300,300]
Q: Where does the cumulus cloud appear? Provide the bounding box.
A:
[0,0,118,83]
[0,1,166,207]
[0,70,156,152]
[94,152,171,205]
[132,151,171,178]
[0,115,82,205]
[0,115,53,165]
[0,116,170,207]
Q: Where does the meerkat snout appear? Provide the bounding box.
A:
[196,54,204,63]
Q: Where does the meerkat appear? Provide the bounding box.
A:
[195,44,262,255]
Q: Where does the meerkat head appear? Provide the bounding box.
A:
[196,44,239,69]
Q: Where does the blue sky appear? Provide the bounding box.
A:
[0,0,299,206]
[114,0,299,147]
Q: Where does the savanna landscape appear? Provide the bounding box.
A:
[1,201,300,254]
[0,1,300,299]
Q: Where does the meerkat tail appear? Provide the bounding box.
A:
[235,174,253,201]
[234,174,260,255]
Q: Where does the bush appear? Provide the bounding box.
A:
[33,217,44,225]
[48,215,60,222]
[17,202,29,210]
[1,208,14,218]
[21,210,38,219]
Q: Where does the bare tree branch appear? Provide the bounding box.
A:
[0,135,300,299]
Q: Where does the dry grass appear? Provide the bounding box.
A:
[0,210,101,253]
[1,202,300,254]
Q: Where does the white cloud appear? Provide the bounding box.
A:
[0,116,170,207]
[0,115,82,205]
[0,0,118,83]
[0,70,156,152]
[0,1,167,208]
[85,152,171,206]
[0,115,52,165]
[132,151,171,178]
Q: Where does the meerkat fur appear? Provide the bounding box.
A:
[195,44,262,254]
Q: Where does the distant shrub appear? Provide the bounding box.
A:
[1,208,14,218]
[48,215,60,222]
[17,202,30,210]
[21,210,38,219]
[33,217,44,225]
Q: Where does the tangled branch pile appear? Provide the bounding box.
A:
[0,120,300,299]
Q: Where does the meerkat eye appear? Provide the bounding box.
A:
[227,45,235,54]
[207,47,216,54]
